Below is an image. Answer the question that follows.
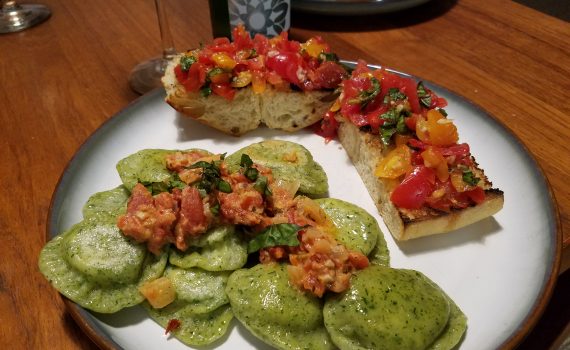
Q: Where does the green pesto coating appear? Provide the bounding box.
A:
[145,303,233,346]
[82,185,130,221]
[63,219,146,285]
[38,220,168,313]
[164,266,230,314]
[116,148,211,191]
[169,226,248,271]
[324,265,451,350]
[225,140,328,196]
[315,198,384,258]
[226,263,335,350]
[427,290,467,350]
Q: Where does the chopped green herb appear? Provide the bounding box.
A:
[253,175,272,197]
[240,154,254,168]
[384,88,407,104]
[189,160,232,194]
[438,108,448,116]
[208,67,224,77]
[247,223,303,253]
[210,202,220,216]
[349,77,381,108]
[379,107,410,145]
[462,169,480,186]
[180,55,196,71]
[417,81,432,108]
[200,86,212,97]
[318,52,339,62]
[217,179,232,193]
[244,167,259,181]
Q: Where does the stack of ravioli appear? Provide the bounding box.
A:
[39,140,467,350]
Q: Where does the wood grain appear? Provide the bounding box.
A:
[0,0,567,349]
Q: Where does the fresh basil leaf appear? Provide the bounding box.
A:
[217,179,232,193]
[417,81,428,97]
[417,81,432,108]
[244,167,259,181]
[380,127,397,146]
[200,86,212,97]
[254,176,272,197]
[319,52,339,62]
[349,77,381,108]
[384,88,407,103]
[247,223,302,253]
[240,154,254,168]
[438,108,448,117]
[210,202,220,216]
[180,55,196,71]
[208,67,224,78]
[462,169,480,186]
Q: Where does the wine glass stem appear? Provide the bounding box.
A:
[155,0,176,60]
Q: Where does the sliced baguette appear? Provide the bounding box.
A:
[337,117,504,241]
[162,55,335,136]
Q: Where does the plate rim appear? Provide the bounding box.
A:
[46,63,562,350]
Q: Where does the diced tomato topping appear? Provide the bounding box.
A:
[465,186,486,204]
[315,110,338,141]
[390,165,436,209]
[211,82,236,100]
[266,51,302,85]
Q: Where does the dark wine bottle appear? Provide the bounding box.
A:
[208,0,231,39]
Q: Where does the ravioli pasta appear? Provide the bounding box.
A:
[39,140,465,349]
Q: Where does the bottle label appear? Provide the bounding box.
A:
[228,0,290,37]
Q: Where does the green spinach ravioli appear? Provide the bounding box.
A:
[38,141,466,350]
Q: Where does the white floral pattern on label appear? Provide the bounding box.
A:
[228,0,290,37]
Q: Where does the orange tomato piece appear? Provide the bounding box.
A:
[211,52,237,71]
[251,70,266,94]
[375,145,412,179]
[421,146,449,182]
[301,37,328,58]
[415,110,458,146]
[450,169,476,192]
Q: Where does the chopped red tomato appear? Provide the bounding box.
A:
[390,165,436,209]
[381,71,421,113]
[315,110,338,141]
[165,319,181,335]
[266,51,302,85]
[211,82,236,100]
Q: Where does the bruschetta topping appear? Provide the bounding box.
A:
[172,25,348,100]
[323,60,489,212]
[117,151,367,297]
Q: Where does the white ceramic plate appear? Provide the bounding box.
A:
[48,67,560,350]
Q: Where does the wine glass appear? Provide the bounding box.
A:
[0,1,50,33]
[128,0,177,95]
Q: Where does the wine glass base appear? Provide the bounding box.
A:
[0,3,51,34]
[128,56,169,95]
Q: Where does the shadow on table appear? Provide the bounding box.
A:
[291,0,458,32]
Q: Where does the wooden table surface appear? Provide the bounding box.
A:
[0,0,568,349]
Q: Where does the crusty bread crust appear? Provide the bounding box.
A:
[337,117,504,241]
[162,55,334,136]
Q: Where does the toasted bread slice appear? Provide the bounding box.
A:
[162,56,335,136]
[337,117,504,241]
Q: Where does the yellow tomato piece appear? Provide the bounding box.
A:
[138,277,176,309]
[415,110,459,146]
[231,71,252,88]
[251,71,266,94]
[375,145,412,179]
[329,98,341,112]
[301,37,327,58]
[211,52,237,71]
[421,146,449,182]
[450,169,477,192]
